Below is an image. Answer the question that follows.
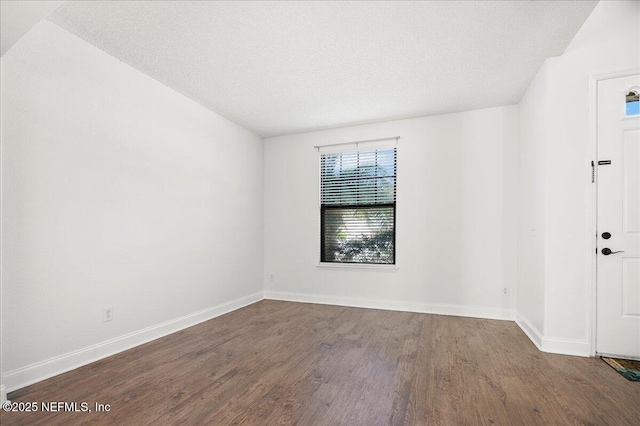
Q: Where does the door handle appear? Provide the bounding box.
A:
[601,248,624,255]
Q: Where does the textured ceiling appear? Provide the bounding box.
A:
[46,1,598,137]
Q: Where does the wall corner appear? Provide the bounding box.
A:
[1,384,8,403]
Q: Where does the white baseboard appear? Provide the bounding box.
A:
[264,291,515,321]
[541,336,590,357]
[516,312,590,357]
[1,385,7,403]
[515,312,544,351]
[3,292,263,393]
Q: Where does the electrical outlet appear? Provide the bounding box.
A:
[103,307,113,322]
[270,274,274,282]
[503,288,509,296]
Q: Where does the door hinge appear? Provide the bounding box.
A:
[591,161,595,183]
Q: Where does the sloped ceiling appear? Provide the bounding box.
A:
[14,1,600,137]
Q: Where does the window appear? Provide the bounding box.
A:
[626,89,639,116]
[320,146,396,264]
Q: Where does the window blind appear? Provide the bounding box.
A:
[320,147,396,264]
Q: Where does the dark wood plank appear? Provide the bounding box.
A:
[2,300,639,425]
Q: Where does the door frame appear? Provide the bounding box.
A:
[588,68,640,357]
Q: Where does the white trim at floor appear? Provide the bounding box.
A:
[2,292,263,393]
[264,290,515,321]
[516,312,590,357]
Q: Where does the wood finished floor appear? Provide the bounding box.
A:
[3,300,639,425]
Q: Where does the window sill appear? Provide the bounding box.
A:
[316,262,399,271]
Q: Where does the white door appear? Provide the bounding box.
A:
[596,74,640,359]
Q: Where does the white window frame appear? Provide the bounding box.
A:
[315,137,399,270]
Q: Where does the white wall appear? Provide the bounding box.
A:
[264,106,518,319]
[517,0,640,355]
[516,62,549,346]
[1,21,264,391]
